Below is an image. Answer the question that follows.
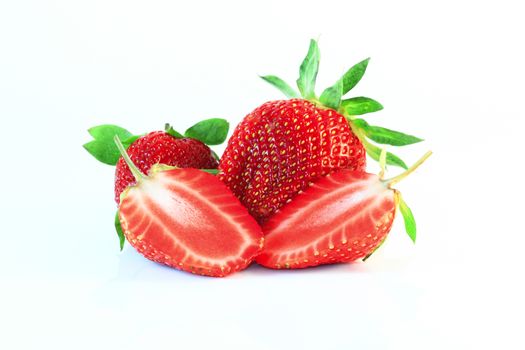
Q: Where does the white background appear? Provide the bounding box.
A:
[1,1,524,349]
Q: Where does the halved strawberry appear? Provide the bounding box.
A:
[114,136,264,277]
[256,151,431,269]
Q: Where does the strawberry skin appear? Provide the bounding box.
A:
[119,167,264,277]
[256,170,395,269]
[219,99,366,224]
[115,131,218,204]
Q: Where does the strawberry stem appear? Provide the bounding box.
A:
[114,135,146,182]
[385,151,432,187]
[378,146,387,179]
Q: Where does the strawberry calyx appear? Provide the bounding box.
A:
[83,118,230,166]
[382,149,432,243]
[361,149,431,260]
[260,39,424,169]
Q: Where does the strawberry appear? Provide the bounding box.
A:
[84,118,230,249]
[114,136,263,277]
[256,150,431,269]
[219,99,365,223]
[219,39,422,224]
[114,131,217,205]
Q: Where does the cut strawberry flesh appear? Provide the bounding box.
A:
[257,170,396,268]
[119,168,263,277]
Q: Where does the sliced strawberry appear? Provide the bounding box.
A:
[257,151,431,269]
[115,138,263,277]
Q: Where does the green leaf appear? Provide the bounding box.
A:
[83,140,121,165]
[201,169,219,175]
[260,75,300,98]
[341,97,383,115]
[115,210,125,251]
[353,119,423,146]
[88,124,132,142]
[397,193,417,243]
[342,58,370,95]
[123,135,141,146]
[379,146,387,174]
[165,123,184,139]
[319,78,343,110]
[363,140,408,169]
[296,39,320,99]
[84,125,138,165]
[184,118,229,146]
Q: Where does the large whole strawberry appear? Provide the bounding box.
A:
[220,40,422,224]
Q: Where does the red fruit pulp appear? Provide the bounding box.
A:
[256,170,395,269]
[119,167,263,277]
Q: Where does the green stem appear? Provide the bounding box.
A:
[384,151,432,187]
[378,146,387,179]
[114,135,145,182]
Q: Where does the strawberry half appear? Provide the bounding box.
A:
[219,39,423,224]
[256,151,431,269]
[114,136,263,277]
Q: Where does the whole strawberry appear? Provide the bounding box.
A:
[114,131,217,204]
[219,39,422,224]
[84,118,229,249]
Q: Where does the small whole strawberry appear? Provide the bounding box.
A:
[84,118,229,249]
[114,130,218,205]
[219,39,422,224]
[113,136,263,277]
[256,150,432,269]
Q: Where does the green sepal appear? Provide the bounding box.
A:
[201,169,219,175]
[353,119,423,146]
[362,140,408,169]
[165,123,184,139]
[83,125,137,165]
[396,192,417,243]
[342,58,370,95]
[296,39,320,99]
[260,75,300,98]
[319,78,343,110]
[184,118,229,146]
[89,124,132,141]
[115,210,125,251]
[123,135,141,145]
[341,97,383,116]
